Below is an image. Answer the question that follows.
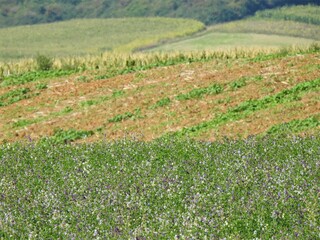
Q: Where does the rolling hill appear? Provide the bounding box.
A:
[148,5,320,52]
[0,17,204,60]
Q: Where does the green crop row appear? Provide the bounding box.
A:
[40,128,94,144]
[149,97,171,109]
[1,69,76,87]
[174,78,320,136]
[266,115,320,135]
[108,108,143,123]
[0,87,34,107]
[176,84,223,101]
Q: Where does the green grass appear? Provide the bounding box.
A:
[149,32,318,52]
[150,97,171,109]
[0,135,319,238]
[0,70,76,87]
[41,128,94,144]
[176,83,223,100]
[108,112,135,123]
[266,115,320,135]
[0,87,33,107]
[0,18,204,60]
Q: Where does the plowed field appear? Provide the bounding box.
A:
[0,50,319,143]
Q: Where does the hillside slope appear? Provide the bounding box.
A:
[0,18,204,60]
[148,5,320,52]
[0,47,319,144]
[0,0,319,27]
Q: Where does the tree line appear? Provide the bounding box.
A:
[0,0,319,27]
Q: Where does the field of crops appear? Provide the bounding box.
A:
[148,5,320,52]
[254,4,320,25]
[148,32,316,52]
[0,45,319,144]
[1,135,319,239]
[0,5,319,236]
[0,17,204,60]
[210,5,320,41]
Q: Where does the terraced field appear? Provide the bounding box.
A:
[1,46,319,144]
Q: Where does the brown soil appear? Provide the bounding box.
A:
[1,53,319,143]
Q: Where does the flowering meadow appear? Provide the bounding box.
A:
[0,135,319,239]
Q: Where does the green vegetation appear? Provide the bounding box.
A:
[1,70,76,86]
[1,135,319,238]
[1,45,319,143]
[255,4,320,25]
[229,77,248,90]
[266,115,320,135]
[12,119,35,128]
[176,78,320,136]
[149,32,318,52]
[36,54,53,71]
[35,83,48,90]
[150,97,171,109]
[210,5,320,41]
[0,18,204,60]
[176,83,223,101]
[0,36,319,239]
[42,128,94,144]
[150,5,320,52]
[108,112,134,123]
[0,87,32,107]
[211,19,320,40]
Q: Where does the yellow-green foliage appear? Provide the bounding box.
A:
[0,47,291,77]
[0,17,204,60]
[210,5,320,40]
[149,32,316,52]
[210,19,320,40]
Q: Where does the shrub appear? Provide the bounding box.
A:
[36,54,53,71]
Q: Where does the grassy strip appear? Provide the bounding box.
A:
[96,44,320,79]
[1,69,76,87]
[40,128,94,144]
[0,135,318,238]
[0,87,36,107]
[108,108,143,123]
[265,115,320,135]
[173,78,320,137]
[149,97,171,109]
[1,45,319,84]
[108,112,134,123]
[95,52,212,80]
[176,83,223,100]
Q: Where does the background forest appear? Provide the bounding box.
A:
[0,0,319,27]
